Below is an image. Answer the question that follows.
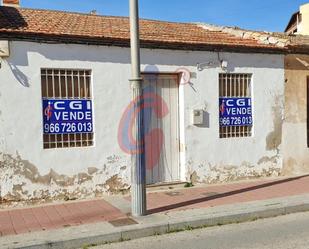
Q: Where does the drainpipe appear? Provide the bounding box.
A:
[129,0,147,216]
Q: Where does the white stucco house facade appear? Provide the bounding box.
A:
[0,3,287,204]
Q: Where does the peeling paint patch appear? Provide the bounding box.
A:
[0,152,131,207]
[103,175,129,194]
[87,167,99,175]
[188,159,281,185]
[189,171,200,184]
[258,156,278,165]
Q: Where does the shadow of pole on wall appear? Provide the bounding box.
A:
[7,62,30,87]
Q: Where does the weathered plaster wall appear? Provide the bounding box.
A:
[283,54,309,175]
[0,41,285,204]
[184,53,285,184]
[0,41,134,205]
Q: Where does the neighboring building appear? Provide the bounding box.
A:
[285,3,309,35]
[283,38,309,175]
[0,0,287,204]
[281,2,309,175]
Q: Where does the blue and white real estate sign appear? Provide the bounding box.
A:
[42,99,93,134]
[219,97,253,127]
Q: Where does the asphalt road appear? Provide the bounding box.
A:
[92,211,309,249]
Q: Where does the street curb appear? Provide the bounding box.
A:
[2,195,309,249]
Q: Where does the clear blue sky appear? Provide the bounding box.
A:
[22,0,309,32]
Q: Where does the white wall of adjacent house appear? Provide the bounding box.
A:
[0,41,285,203]
[298,3,309,35]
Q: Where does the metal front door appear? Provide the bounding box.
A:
[142,74,180,185]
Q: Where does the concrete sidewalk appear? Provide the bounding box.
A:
[1,175,309,249]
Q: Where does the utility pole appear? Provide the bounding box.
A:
[129,0,147,217]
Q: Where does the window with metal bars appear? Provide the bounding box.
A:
[41,69,94,149]
[219,73,253,138]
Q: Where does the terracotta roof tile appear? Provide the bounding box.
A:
[0,6,285,53]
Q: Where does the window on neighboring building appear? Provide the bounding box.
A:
[219,73,253,138]
[41,69,94,149]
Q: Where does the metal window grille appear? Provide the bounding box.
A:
[41,69,94,149]
[219,73,253,138]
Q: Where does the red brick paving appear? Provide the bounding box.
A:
[1,175,309,237]
[0,199,126,237]
[146,175,309,214]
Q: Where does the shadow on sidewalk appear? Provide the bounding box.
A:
[147,175,309,214]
